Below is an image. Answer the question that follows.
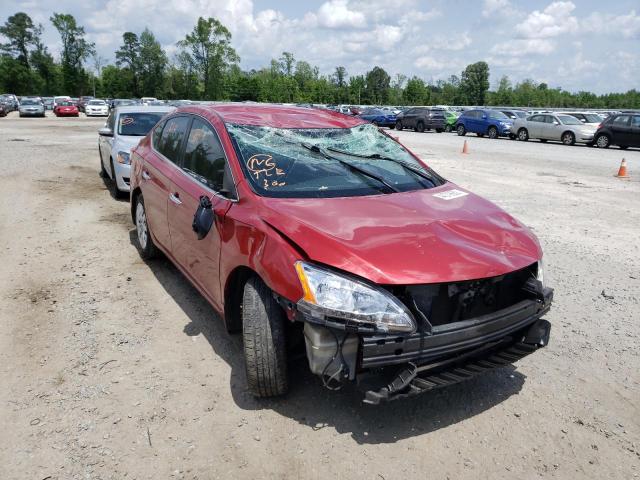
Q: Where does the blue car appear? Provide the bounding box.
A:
[357,108,397,128]
[455,109,513,139]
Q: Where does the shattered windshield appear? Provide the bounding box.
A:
[226,123,444,198]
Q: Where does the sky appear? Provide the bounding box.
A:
[1,0,639,94]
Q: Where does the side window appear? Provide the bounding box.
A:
[613,115,630,127]
[157,116,190,163]
[152,120,165,149]
[530,115,543,122]
[182,118,232,195]
[632,116,640,128]
[544,115,556,124]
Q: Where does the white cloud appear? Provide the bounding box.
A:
[494,38,557,56]
[582,10,640,38]
[315,0,366,29]
[515,1,578,38]
[482,0,513,18]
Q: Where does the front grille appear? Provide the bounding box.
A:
[392,263,538,329]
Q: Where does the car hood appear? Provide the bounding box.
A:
[114,135,145,151]
[257,184,542,285]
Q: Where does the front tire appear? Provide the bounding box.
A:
[395,120,403,130]
[416,121,425,133]
[134,196,157,259]
[518,128,529,141]
[562,132,575,146]
[488,126,498,139]
[445,124,452,133]
[242,276,288,397]
[457,124,466,136]
[595,134,610,148]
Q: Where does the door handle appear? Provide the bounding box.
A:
[169,192,182,205]
[142,171,151,181]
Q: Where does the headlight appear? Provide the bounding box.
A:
[536,259,545,288]
[117,151,130,165]
[294,261,416,334]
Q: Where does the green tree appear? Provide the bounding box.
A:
[50,13,95,94]
[115,32,141,96]
[178,16,239,99]
[364,66,390,104]
[0,12,38,68]
[404,76,428,105]
[138,29,167,97]
[459,61,489,105]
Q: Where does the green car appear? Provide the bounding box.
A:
[444,111,459,132]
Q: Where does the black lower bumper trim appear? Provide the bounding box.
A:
[362,319,550,404]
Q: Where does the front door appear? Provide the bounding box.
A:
[167,116,234,310]
[631,115,640,147]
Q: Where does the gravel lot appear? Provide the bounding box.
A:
[1,112,639,480]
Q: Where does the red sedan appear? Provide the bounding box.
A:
[54,101,79,117]
[129,104,553,402]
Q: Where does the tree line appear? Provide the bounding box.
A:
[1,11,639,109]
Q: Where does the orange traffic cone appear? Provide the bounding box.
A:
[615,158,629,178]
[462,140,469,154]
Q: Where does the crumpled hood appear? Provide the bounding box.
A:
[258,184,541,285]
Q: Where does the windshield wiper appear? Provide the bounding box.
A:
[272,132,398,193]
[326,147,439,187]
[301,143,399,193]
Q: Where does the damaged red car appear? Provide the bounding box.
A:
[129,104,553,403]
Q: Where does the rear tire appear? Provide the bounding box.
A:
[562,132,575,146]
[457,124,466,136]
[416,121,425,133]
[134,196,158,259]
[518,128,529,141]
[488,126,498,139]
[595,134,610,148]
[242,276,288,397]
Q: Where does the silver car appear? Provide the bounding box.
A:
[513,113,597,145]
[98,105,174,196]
[18,98,45,117]
[563,112,603,127]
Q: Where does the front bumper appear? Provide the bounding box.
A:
[113,162,131,192]
[20,110,44,116]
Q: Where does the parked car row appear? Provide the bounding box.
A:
[92,103,554,402]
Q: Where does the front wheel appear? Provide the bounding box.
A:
[445,124,452,133]
[395,120,403,130]
[562,132,575,146]
[595,134,610,148]
[487,126,498,139]
[242,276,288,397]
[457,125,466,136]
[518,128,529,141]
[416,121,425,133]
[134,196,158,259]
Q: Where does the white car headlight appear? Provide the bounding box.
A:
[294,261,416,334]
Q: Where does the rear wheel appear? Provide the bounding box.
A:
[518,128,529,141]
[416,121,425,133]
[242,276,288,397]
[457,124,466,136]
[134,196,157,259]
[487,126,498,139]
[395,120,403,130]
[595,134,610,148]
[562,132,575,146]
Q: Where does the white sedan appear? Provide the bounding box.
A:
[85,99,109,117]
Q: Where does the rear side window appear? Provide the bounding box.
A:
[530,115,544,122]
[156,116,190,163]
[613,115,630,127]
[182,118,229,192]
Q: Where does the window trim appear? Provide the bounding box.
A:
[151,112,239,203]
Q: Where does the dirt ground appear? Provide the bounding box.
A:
[0,112,639,480]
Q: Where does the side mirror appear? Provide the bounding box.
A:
[192,196,214,240]
[482,114,487,120]
[98,127,113,137]
[553,121,560,125]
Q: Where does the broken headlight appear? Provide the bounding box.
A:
[294,261,416,334]
[537,259,545,288]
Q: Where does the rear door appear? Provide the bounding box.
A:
[142,115,190,251]
[610,115,632,145]
[541,115,561,140]
[527,115,544,138]
[403,108,417,128]
[167,116,235,310]
[631,115,640,147]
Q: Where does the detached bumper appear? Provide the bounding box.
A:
[359,288,553,403]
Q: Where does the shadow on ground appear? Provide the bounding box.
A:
[130,230,526,445]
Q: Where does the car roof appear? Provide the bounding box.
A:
[175,103,366,129]
[114,106,175,114]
